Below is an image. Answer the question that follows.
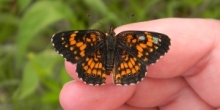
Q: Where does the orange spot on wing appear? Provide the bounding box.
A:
[149,48,153,52]
[116,74,120,79]
[140,43,147,48]
[90,34,97,41]
[70,34,76,38]
[87,68,91,74]
[120,63,124,69]
[124,55,129,61]
[76,42,83,47]
[70,47,74,50]
[102,74,106,78]
[132,68,136,74]
[126,69,131,74]
[121,70,126,76]
[128,62,133,68]
[95,63,99,68]
[88,59,93,65]
[136,45,143,52]
[137,52,143,58]
[79,51,85,57]
[94,56,98,61]
[86,38,91,42]
[132,39,137,43]
[130,58,135,65]
[80,44,87,51]
[115,74,121,83]
[90,62,95,68]
[117,67,121,71]
[133,57,137,61]
[97,70,101,76]
[124,63,128,68]
[70,40,76,45]
[83,65,88,70]
[75,56,79,60]
[143,57,148,61]
[98,63,102,68]
[135,65,140,71]
[126,35,133,42]
[69,37,74,41]
[146,34,152,39]
[92,69,97,74]
[147,41,153,47]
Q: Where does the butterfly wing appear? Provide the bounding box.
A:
[114,48,146,85]
[116,31,170,65]
[76,46,107,85]
[51,30,106,63]
[113,31,170,85]
[52,30,108,85]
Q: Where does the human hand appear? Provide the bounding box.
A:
[59,18,220,110]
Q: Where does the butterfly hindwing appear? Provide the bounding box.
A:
[114,48,146,85]
[51,30,106,63]
[116,31,170,65]
[76,46,107,85]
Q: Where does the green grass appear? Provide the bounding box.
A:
[0,0,219,109]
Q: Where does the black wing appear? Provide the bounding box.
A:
[114,48,146,85]
[116,31,170,65]
[51,30,106,63]
[76,46,107,85]
[113,31,170,85]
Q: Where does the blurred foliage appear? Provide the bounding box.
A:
[0,0,219,109]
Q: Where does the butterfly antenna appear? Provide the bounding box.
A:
[118,14,134,27]
[87,14,105,27]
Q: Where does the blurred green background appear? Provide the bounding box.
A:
[0,0,219,109]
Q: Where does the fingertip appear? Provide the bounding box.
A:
[59,81,136,110]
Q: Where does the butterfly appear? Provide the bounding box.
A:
[51,27,170,86]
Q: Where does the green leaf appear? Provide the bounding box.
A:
[13,50,62,100]
[13,58,39,100]
[60,67,72,85]
[42,90,60,103]
[18,0,32,13]
[16,0,74,69]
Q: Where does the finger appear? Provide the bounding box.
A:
[59,80,136,110]
[184,19,220,107]
[116,18,220,108]
[124,77,213,109]
[126,77,186,107]
[159,87,214,110]
[118,104,158,110]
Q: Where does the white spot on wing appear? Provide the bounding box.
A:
[139,35,145,41]
[153,37,159,44]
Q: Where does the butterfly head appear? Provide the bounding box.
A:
[106,27,116,37]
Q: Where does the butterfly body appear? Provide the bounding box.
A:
[51,27,170,86]
[106,27,117,75]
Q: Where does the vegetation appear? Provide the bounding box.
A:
[0,0,219,109]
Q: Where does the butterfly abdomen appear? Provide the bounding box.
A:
[106,34,116,74]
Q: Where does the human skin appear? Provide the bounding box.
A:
[59,18,220,110]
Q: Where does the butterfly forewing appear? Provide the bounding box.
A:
[51,30,106,63]
[116,31,170,65]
